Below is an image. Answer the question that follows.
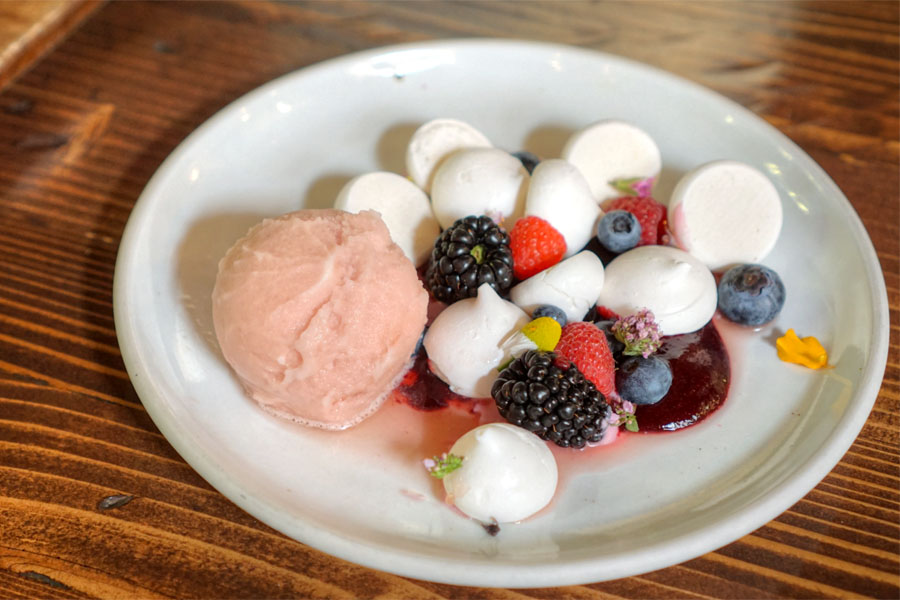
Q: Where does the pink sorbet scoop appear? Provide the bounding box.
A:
[212,209,428,430]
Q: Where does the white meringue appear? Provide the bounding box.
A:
[443,423,557,523]
[596,245,716,335]
[509,251,605,323]
[525,159,601,257]
[334,171,441,266]
[423,284,530,398]
[562,120,661,203]
[405,118,492,193]
[668,160,783,271]
[430,147,529,230]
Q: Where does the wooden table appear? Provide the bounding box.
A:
[0,1,897,598]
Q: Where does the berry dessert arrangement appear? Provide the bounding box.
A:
[212,117,829,533]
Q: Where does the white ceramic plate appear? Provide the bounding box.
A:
[113,40,889,587]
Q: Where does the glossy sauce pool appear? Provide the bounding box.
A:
[634,320,731,431]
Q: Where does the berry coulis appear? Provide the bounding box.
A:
[394,351,471,411]
[634,320,730,431]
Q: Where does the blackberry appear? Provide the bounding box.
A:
[491,350,611,449]
[426,215,514,304]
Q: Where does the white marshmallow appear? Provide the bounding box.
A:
[509,251,605,323]
[668,160,783,271]
[443,423,557,523]
[525,159,601,257]
[334,171,441,266]
[562,120,661,203]
[405,118,492,193]
[596,246,716,335]
[424,284,530,398]
[430,147,529,230]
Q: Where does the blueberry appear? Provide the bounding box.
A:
[718,264,785,326]
[533,304,567,327]
[596,210,641,254]
[594,320,625,356]
[511,150,540,174]
[616,356,672,405]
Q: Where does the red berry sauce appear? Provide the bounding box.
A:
[633,321,730,432]
[395,350,472,411]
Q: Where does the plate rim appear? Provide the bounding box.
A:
[113,38,890,587]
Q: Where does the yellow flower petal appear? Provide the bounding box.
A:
[776,329,829,369]
[521,317,562,352]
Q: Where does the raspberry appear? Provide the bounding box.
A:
[606,196,668,246]
[554,321,616,397]
[509,216,566,280]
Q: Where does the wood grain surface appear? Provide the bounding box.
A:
[0,1,897,598]
[0,0,102,93]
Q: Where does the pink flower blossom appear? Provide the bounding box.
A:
[612,309,662,358]
[632,176,656,198]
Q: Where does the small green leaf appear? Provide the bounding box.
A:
[619,337,640,356]
[621,339,656,357]
[609,176,656,197]
[610,177,643,196]
[625,420,639,433]
[427,453,464,479]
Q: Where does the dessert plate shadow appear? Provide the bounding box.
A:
[113,39,889,587]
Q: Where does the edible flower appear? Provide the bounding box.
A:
[612,309,662,358]
[776,329,829,369]
[424,453,464,479]
[610,176,656,198]
[608,400,639,433]
[484,208,505,227]
[521,317,562,352]
[498,316,562,371]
